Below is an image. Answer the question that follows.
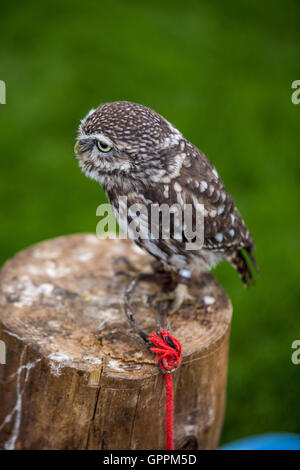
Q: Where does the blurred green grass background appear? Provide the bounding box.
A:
[0,0,300,445]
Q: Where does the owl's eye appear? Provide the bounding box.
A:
[97,141,112,153]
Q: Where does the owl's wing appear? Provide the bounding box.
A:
[138,143,257,284]
[172,146,255,252]
[170,145,258,284]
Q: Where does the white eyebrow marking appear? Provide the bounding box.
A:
[79,133,114,147]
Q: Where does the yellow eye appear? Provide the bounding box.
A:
[97,141,112,152]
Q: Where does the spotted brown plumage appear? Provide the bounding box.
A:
[75,101,257,303]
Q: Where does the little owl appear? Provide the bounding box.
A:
[74,101,257,312]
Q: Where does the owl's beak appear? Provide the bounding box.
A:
[74,140,80,155]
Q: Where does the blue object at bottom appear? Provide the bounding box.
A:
[220,433,300,450]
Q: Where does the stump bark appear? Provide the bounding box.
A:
[0,234,232,450]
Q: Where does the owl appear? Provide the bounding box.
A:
[74,101,257,311]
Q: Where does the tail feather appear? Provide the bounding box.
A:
[228,248,258,287]
[245,246,259,274]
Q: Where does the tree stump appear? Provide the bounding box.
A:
[0,234,232,450]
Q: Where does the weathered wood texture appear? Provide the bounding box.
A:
[0,234,232,450]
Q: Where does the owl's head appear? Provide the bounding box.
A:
[74,101,183,187]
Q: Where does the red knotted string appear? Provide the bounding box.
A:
[148,329,182,450]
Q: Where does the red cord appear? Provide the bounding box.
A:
[165,374,174,450]
[148,330,182,450]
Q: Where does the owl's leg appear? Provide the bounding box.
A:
[150,268,199,314]
[168,282,195,314]
[166,269,196,314]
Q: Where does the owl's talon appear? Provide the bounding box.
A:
[169,283,195,314]
[167,299,202,315]
[150,283,197,315]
